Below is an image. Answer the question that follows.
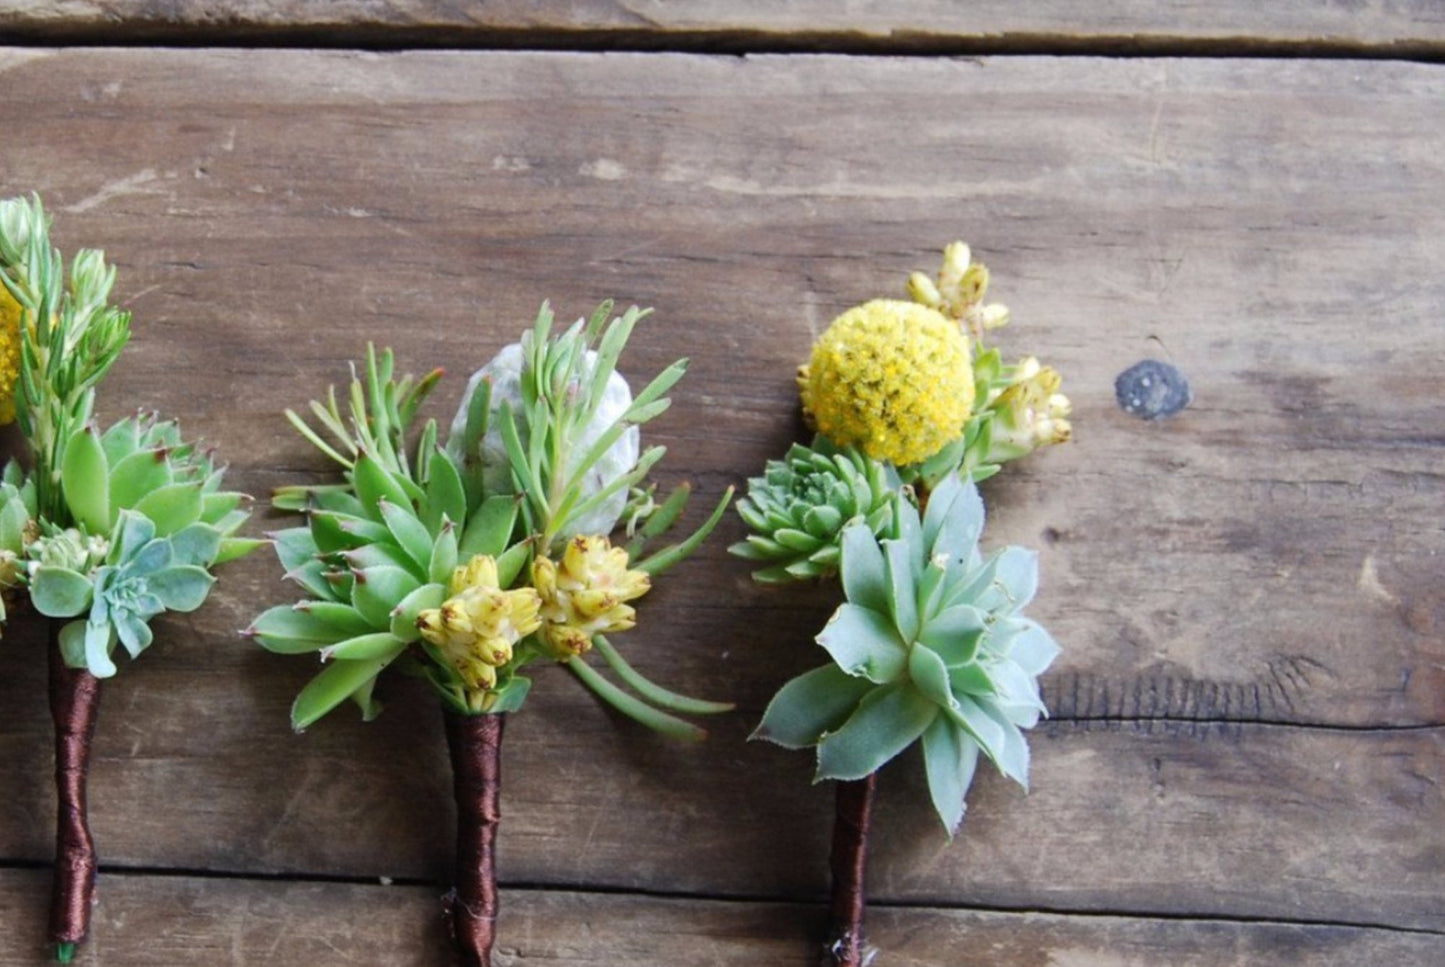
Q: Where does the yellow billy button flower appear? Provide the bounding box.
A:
[0,283,25,426]
[800,299,974,466]
[533,535,650,658]
[417,554,542,694]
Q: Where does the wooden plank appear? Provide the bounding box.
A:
[0,47,1439,940]
[0,2,1443,51]
[3,646,1441,928]
[0,871,1440,966]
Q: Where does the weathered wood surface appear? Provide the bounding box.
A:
[3,872,1441,967]
[0,46,1441,963]
[1,1,1444,51]
[3,871,1443,967]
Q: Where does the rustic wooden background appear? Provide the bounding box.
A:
[0,4,1442,965]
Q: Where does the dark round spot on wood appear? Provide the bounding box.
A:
[1115,359,1192,420]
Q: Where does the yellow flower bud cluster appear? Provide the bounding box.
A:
[799,299,974,466]
[989,357,1073,460]
[417,555,542,693]
[0,283,25,426]
[533,534,650,658]
[907,241,1010,340]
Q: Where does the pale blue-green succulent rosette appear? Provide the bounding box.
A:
[754,472,1058,834]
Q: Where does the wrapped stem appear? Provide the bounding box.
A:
[48,627,102,962]
[443,710,505,967]
[824,773,876,967]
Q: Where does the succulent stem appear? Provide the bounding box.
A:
[48,626,101,956]
[443,710,505,967]
[824,773,877,967]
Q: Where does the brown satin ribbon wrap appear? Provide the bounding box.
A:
[48,636,102,946]
[444,711,505,967]
[825,773,877,967]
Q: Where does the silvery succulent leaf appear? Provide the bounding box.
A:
[448,340,639,539]
[754,473,1060,835]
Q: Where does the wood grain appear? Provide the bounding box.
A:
[0,1,1442,52]
[0,46,1441,960]
[1,871,1441,966]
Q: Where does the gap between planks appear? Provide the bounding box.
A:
[1,860,1440,939]
[0,25,1443,62]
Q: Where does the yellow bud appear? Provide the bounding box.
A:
[907,271,943,308]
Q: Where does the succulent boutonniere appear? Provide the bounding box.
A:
[0,195,258,961]
[733,242,1070,966]
[248,302,732,966]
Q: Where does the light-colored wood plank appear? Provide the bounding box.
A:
[1,871,1441,966]
[0,1,1442,50]
[0,47,1439,940]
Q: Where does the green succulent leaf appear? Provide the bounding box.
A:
[485,674,532,714]
[389,582,445,643]
[114,611,154,658]
[459,495,520,560]
[291,654,398,731]
[1006,619,1062,676]
[816,682,939,782]
[215,537,265,565]
[272,526,319,573]
[168,522,222,568]
[428,522,458,585]
[31,565,94,617]
[922,471,984,562]
[352,453,412,514]
[817,603,907,684]
[882,537,920,643]
[422,447,467,533]
[0,490,29,551]
[839,521,889,615]
[61,425,110,533]
[320,632,408,662]
[918,604,987,665]
[82,620,117,678]
[248,604,348,653]
[293,600,375,637]
[921,714,980,837]
[752,662,873,749]
[57,620,89,669]
[145,565,215,612]
[378,499,433,572]
[132,482,203,537]
[108,448,171,513]
[350,565,422,628]
[907,643,957,711]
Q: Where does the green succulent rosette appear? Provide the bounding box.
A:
[730,441,899,583]
[27,414,257,676]
[754,473,1058,833]
[249,302,733,734]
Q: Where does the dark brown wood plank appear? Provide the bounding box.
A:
[0,1,1443,52]
[4,650,1441,928]
[1,871,1441,966]
[0,47,1439,941]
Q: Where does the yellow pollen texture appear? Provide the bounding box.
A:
[803,299,973,465]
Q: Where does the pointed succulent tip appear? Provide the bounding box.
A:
[55,942,75,964]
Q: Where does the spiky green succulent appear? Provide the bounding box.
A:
[753,473,1059,834]
[250,304,732,735]
[730,441,900,583]
[24,412,256,677]
[0,464,37,629]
